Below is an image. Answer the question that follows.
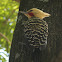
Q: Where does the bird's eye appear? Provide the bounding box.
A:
[29,10,33,12]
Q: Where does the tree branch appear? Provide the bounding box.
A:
[0,32,11,44]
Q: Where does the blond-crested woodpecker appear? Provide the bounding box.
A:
[20,8,50,50]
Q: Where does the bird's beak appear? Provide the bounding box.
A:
[19,11,28,14]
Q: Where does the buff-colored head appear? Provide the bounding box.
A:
[20,8,50,19]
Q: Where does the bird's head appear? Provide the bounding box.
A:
[20,8,50,19]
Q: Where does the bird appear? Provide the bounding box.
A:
[20,8,50,50]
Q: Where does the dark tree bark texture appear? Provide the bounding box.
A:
[9,0,62,62]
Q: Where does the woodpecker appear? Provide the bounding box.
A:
[20,8,50,50]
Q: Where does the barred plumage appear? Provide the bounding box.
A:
[22,17,48,50]
[20,8,50,50]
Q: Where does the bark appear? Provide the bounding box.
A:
[9,0,62,62]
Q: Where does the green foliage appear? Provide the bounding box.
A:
[0,55,6,62]
[0,0,19,61]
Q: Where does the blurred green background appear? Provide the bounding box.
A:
[0,0,19,62]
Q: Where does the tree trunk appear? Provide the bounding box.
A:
[9,0,62,62]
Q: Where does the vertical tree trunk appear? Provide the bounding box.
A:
[9,0,62,62]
